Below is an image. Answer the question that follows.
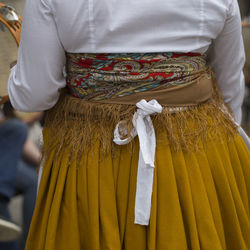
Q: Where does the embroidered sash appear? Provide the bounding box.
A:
[66,52,212,105]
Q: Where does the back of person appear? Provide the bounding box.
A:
[8,0,250,249]
[45,0,233,53]
[10,0,244,122]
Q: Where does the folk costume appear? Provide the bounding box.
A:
[8,0,250,249]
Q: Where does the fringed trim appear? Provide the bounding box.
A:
[43,77,238,162]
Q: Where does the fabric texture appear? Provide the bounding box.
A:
[66,52,206,101]
[66,52,214,106]
[8,0,245,123]
[26,53,250,249]
[49,52,244,226]
[26,125,250,250]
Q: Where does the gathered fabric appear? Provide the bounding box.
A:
[26,53,250,250]
[44,52,240,227]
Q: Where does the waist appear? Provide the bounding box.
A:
[65,52,212,105]
[44,52,237,156]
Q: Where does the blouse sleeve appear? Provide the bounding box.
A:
[8,0,66,112]
[208,0,245,124]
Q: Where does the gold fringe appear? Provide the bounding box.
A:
[43,76,238,162]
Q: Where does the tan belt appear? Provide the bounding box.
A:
[94,72,213,106]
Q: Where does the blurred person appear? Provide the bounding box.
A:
[0,4,39,249]
[0,112,24,250]
[240,0,250,124]
[0,103,40,250]
[4,100,44,151]
[8,0,250,249]
[242,26,250,124]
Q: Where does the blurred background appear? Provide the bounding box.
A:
[0,0,23,98]
[1,1,42,250]
[240,0,250,134]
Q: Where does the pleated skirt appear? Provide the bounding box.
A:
[25,124,250,250]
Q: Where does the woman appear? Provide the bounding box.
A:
[8,0,250,249]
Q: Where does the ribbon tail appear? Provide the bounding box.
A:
[135,115,156,166]
[134,151,154,225]
[113,121,137,145]
[37,160,44,195]
[238,126,250,150]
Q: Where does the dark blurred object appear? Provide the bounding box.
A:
[0,96,9,106]
[2,101,45,128]
[3,101,16,119]
[242,19,250,132]
[0,110,39,249]
[0,119,28,250]
[242,26,250,82]
[238,0,250,18]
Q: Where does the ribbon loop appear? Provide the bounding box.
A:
[113,99,163,225]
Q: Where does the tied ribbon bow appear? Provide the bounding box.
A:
[113,99,162,225]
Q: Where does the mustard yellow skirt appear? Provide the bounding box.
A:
[25,124,250,250]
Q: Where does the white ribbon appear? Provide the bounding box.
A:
[114,99,162,225]
[236,124,250,150]
[37,160,44,195]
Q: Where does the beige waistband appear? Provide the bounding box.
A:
[87,72,213,106]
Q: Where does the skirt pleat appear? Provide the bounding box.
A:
[25,129,250,250]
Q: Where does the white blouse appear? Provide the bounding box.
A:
[8,0,245,124]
